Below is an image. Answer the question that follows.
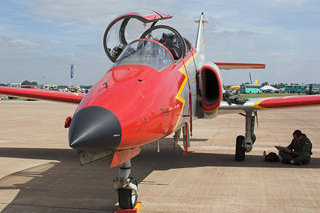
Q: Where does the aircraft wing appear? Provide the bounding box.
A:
[214,62,266,70]
[219,95,320,113]
[0,86,84,104]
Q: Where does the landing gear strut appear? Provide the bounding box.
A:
[235,110,257,161]
[114,160,138,209]
[173,128,181,148]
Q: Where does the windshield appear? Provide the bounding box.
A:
[114,39,174,71]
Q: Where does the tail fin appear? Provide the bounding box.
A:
[195,12,208,62]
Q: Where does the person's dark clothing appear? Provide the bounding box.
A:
[279,134,312,165]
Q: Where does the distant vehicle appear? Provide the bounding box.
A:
[230,78,258,91]
[306,84,320,95]
[68,86,80,93]
[285,84,306,93]
[43,85,58,91]
[229,85,240,90]
[240,83,262,94]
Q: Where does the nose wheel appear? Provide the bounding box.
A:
[114,160,139,210]
[118,177,138,209]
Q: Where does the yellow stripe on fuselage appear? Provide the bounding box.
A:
[173,52,198,130]
[253,99,267,109]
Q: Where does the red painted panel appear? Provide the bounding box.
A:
[114,13,172,23]
[111,147,141,168]
[77,64,181,149]
[257,95,320,108]
[77,49,196,150]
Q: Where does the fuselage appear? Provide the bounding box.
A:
[69,39,199,152]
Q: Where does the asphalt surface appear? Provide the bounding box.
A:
[0,101,319,212]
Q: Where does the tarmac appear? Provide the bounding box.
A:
[0,100,320,213]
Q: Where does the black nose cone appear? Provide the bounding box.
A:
[69,106,121,151]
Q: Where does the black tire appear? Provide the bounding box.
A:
[235,135,246,161]
[118,178,138,209]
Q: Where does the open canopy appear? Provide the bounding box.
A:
[114,39,174,71]
[103,11,172,62]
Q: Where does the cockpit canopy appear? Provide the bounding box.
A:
[114,39,174,71]
[103,11,186,63]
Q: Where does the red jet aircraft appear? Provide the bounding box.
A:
[1,11,320,210]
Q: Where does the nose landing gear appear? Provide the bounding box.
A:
[114,160,138,210]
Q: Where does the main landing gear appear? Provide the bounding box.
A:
[173,123,192,154]
[182,123,191,152]
[114,160,138,209]
[173,128,181,148]
[235,110,257,161]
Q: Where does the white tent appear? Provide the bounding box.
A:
[260,85,279,93]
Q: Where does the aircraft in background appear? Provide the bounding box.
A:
[228,73,258,91]
[229,85,240,90]
[1,11,320,210]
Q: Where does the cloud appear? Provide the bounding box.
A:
[267,51,296,58]
[0,36,43,54]
[1,0,319,85]
[27,0,181,26]
[263,0,309,8]
[53,52,77,60]
[210,30,260,38]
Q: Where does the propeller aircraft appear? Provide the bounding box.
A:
[1,11,320,210]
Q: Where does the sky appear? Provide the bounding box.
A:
[0,0,319,85]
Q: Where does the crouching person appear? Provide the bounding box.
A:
[279,130,312,165]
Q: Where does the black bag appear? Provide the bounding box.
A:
[265,152,280,162]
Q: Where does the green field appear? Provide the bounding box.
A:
[0,95,34,101]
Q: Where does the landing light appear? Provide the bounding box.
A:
[65,116,72,128]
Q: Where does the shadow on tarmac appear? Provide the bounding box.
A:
[1,138,320,212]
